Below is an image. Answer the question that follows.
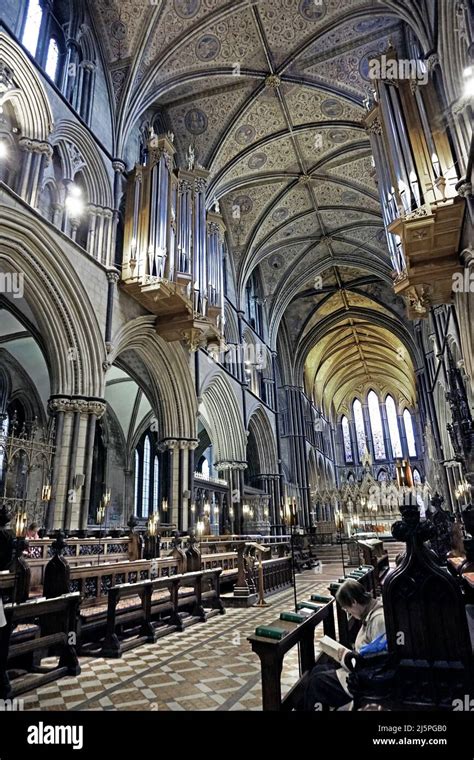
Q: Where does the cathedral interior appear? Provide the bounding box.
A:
[0,0,473,724]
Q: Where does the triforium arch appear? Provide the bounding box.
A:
[0,206,105,398]
[199,373,247,468]
[109,317,197,444]
[0,29,54,142]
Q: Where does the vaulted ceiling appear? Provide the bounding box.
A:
[88,0,429,413]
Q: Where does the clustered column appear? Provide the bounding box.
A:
[47,397,106,532]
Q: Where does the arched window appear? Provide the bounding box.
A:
[412,467,422,485]
[352,399,367,461]
[368,391,386,460]
[385,395,402,458]
[134,449,139,515]
[201,458,210,479]
[45,38,59,82]
[22,0,43,56]
[341,416,353,463]
[142,436,151,518]
[403,409,417,457]
[153,455,159,513]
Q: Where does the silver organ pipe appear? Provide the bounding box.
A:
[122,132,226,343]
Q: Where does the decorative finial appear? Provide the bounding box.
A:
[187,144,195,171]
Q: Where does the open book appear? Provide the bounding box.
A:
[318,635,355,671]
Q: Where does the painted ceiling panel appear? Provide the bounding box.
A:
[157,6,269,77]
[87,0,419,414]
[257,0,370,69]
[282,84,364,127]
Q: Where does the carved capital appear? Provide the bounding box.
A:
[106,269,120,284]
[81,60,96,73]
[112,159,126,173]
[48,396,106,417]
[18,137,53,159]
[194,176,207,194]
[424,53,440,73]
[366,117,382,136]
[456,181,472,199]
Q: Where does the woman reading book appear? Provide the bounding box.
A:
[300,579,386,711]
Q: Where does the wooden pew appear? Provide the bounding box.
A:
[378,505,474,708]
[248,597,336,711]
[200,550,238,587]
[43,548,182,647]
[100,568,225,658]
[0,574,80,699]
[26,536,132,587]
[357,538,389,589]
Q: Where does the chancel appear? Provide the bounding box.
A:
[0,0,472,716]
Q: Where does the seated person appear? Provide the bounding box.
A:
[301,579,386,711]
[25,523,39,540]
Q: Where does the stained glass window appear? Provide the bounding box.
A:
[386,395,402,458]
[413,468,421,484]
[153,455,159,512]
[368,390,386,460]
[142,436,150,518]
[403,409,417,457]
[22,0,43,55]
[353,399,367,461]
[134,449,139,515]
[341,416,353,462]
[201,457,210,478]
[45,38,59,82]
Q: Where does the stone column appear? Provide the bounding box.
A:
[112,159,126,268]
[47,397,106,532]
[86,205,98,255]
[80,401,107,529]
[105,269,120,347]
[17,138,53,207]
[380,400,392,460]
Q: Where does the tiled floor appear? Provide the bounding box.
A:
[20,563,344,712]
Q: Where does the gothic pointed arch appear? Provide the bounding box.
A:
[0,30,54,141]
[199,374,247,466]
[0,206,104,397]
[109,317,197,443]
[247,405,278,477]
[51,120,113,207]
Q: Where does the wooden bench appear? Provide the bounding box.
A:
[248,597,336,710]
[43,549,182,647]
[26,536,132,587]
[363,505,474,709]
[100,568,225,658]
[200,550,238,586]
[357,538,389,589]
[0,574,80,699]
